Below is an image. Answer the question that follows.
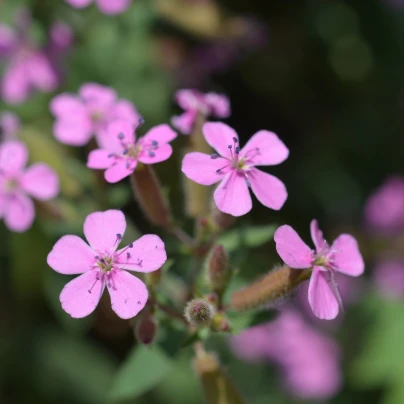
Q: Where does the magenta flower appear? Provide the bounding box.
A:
[373,258,404,299]
[0,141,59,232]
[364,176,404,234]
[231,309,341,400]
[0,112,20,142]
[181,122,288,216]
[274,220,364,320]
[50,83,140,146]
[87,119,177,183]
[171,89,230,134]
[47,210,167,319]
[0,12,65,104]
[65,0,132,15]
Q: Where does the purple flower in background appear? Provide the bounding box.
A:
[171,89,230,134]
[50,83,140,146]
[364,176,404,234]
[0,112,20,142]
[0,11,71,104]
[231,309,341,400]
[373,258,404,299]
[65,0,132,15]
[0,141,59,232]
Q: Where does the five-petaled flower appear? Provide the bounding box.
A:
[274,220,364,320]
[171,89,230,135]
[87,119,177,183]
[181,122,289,216]
[47,210,167,319]
[0,141,59,232]
[50,83,140,146]
[65,0,132,15]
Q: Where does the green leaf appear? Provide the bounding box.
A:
[109,345,172,401]
[218,225,276,252]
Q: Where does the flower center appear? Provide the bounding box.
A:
[4,177,19,193]
[91,110,104,123]
[96,255,115,272]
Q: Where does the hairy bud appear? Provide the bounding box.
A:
[231,265,312,311]
[184,298,215,326]
[134,308,158,345]
[206,245,229,291]
[130,164,172,228]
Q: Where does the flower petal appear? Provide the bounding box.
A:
[50,93,84,117]
[240,130,289,166]
[65,0,93,8]
[0,140,28,174]
[138,144,173,165]
[141,124,177,144]
[60,271,105,318]
[1,61,30,104]
[274,225,313,269]
[308,267,339,320]
[249,168,287,211]
[21,163,59,200]
[181,152,228,186]
[204,93,230,117]
[53,119,93,146]
[47,235,95,274]
[310,219,326,251]
[83,210,126,252]
[104,119,135,149]
[116,234,167,272]
[107,270,148,319]
[331,235,364,277]
[175,89,200,111]
[26,53,57,92]
[203,122,239,157]
[0,24,17,56]
[87,149,114,169]
[79,83,116,105]
[4,192,35,232]
[104,159,135,183]
[111,99,141,123]
[171,111,197,134]
[96,0,131,14]
[213,171,252,216]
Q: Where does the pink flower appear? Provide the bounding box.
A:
[364,176,404,234]
[65,0,132,15]
[181,122,288,216]
[274,220,364,320]
[171,89,230,134]
[0,112,20,142]
[231,309,341,400]
[50,83,140,146]
[0,12,66,104]
[0,141,59,232]
[87,119,177,183]
[47,210,167,319]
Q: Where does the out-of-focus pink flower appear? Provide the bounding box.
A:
[182,122,288,216]
[171,89,230,134]
[274,220,364,320]
[0,12,73,104]
[0,112,20,142]
[47,210,167,319]
[87,119,177,183]
[50,83,140,146]
[0,141,59,232]
[364,176,404,234]
[373,258,404,299]
[65,0,132,15]
[231,309,341,400]
[49,22,74,53]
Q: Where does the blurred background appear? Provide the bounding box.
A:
[1,0,404,403]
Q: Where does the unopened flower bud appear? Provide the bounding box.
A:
[134,309,158,345]
[211,312,230,332]
[206,245,229,291]
[210,200,235,231]
[184,298,215,327]
[130,164,173,228]
[231,265,312,311]
[204,293,219,307]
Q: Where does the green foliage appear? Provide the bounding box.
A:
[109,345,172,401]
